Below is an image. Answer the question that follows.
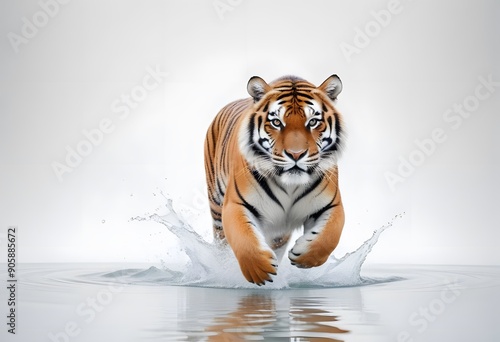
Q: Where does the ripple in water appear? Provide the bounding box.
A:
[121,198,405,289]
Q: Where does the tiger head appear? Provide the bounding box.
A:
[239,75,344,186]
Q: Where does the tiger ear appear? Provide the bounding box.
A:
[247,76,270,102]
[318,74,343,101]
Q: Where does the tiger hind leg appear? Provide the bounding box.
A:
[213,223,225,241]
[209,204,226,241]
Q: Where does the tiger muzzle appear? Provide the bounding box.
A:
[284,149,307,161]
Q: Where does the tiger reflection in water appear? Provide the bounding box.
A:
[206,294,349,341]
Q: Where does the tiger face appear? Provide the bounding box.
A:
[239,75,344,185]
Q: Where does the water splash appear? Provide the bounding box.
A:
[126,198,404,289]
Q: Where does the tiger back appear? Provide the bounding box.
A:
[204,75,345,285]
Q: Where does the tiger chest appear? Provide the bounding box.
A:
[244,177,329,236]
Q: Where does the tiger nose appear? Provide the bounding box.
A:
[285,148,307,161]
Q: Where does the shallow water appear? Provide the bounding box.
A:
[3,201,499,341]
[129,198,403,289]
[1,263,500,341]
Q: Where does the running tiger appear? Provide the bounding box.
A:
[204,74,345,285]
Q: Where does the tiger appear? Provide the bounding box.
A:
[204,74,345,285]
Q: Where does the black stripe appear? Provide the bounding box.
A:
[205,123,214,159]
[214,110,223,131]
[210,124,217,152]
[296,92,314,100]
[312,181,329,200]
[276,92,291,100]
[205,139,215,181]
[211,193,221,206]
[219,109,231,130]
[235,181,261,220]
[251,170,284,210]
[257,115,263,130]
[293,177,323,205]
[220,143,228,172]
[256,100,268,112]
[247,112,256,146]
[295,85,315,90]
[333,112,341,138]
[262,101,269,113]
[322,114,341,153]
[328,115,334,136]
[258,137,270,149]
[221,113,237,170]
[222,114,239,148]
[251,144,268,158]
[216,178,225,198]
[256,116,266,147]
[210,208,221,218]
[309,200,338,221]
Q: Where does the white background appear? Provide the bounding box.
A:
[0,0,498,265]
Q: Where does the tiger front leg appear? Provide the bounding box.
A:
[289,201,345,268]
[222,202,278,285]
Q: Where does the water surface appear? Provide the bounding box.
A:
[3,200,499,341]
[2,263,499,341]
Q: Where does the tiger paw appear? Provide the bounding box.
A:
[237,247,278,286]
[288,233,329,268]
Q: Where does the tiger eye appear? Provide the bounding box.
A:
[271,119,281,127]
